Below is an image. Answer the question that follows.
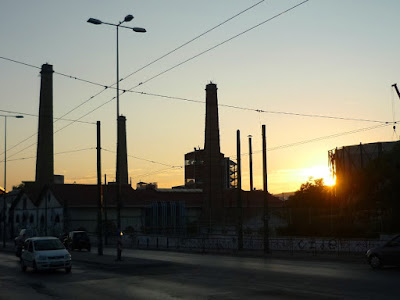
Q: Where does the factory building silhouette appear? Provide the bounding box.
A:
[9,64,282,239]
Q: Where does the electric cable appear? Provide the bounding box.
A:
[131,167,183,180]
[119,0,266,85]
[1,147,95,163]
[102,148,182,169]
[229,123,392,160]
[123,0,310,92]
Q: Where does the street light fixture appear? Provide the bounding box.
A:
[87,14,146,118]
[87,14,146,245]
[2,115,24,248]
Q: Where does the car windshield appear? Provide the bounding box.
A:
[34,239,65,251]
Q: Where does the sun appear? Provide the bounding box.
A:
[302,166,336,186]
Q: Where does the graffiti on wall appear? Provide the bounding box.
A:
[134,235,386,254]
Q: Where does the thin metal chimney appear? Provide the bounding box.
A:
[35,64,54,188]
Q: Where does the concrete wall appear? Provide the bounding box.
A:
[130,235,390,254]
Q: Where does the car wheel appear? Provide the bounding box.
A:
[33,260,38,272]
[369,255,382,269]
[20,259,26,272]
[65,266,71,273]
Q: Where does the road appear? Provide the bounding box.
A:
[0,248,398,299]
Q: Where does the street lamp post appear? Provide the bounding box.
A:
[87,14,146,252]
[87,15,146,120]
[2,115,24,248]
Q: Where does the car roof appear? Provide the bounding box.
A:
[26,236,59,241]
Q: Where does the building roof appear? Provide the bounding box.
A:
[11,183,283,210]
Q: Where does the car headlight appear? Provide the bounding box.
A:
[37,255,48,261]
[64,254,72,260]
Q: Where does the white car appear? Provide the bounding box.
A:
[20,237,72,273]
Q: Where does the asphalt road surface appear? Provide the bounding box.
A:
[0,248,398,299]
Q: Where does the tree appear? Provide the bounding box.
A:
[279,178,332,236]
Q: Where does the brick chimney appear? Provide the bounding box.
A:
[203,82,224,226]
[35,64,54,188]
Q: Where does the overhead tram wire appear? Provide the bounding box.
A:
[128,90,390,124]
[102,148,182,169]
[229,123,392,160]
[132,167,183,180]
[6,107,105,160]
[0,0,315,143]
[123,0,311,93]
[0,108,96,158]
[118,0,266,85]
[0,0,267,123]
[2,0,256,157]
[1,147,95,163]
[0,109,95,125]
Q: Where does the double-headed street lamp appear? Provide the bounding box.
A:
[2,115,24,248]
[87,15,146,235]
[87,15,146,119]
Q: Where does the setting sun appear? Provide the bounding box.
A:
[301,166,336,186]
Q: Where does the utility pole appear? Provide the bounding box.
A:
[262,125,270,253]
[248,135,253,191]
[97,121,103,255]
[237,130,243,250]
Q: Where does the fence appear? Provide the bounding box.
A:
[118,234,388,255]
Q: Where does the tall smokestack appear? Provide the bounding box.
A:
[203,82,224,228]
[204,83,220,154]
[116,115,128,185]
[35,64,54,188]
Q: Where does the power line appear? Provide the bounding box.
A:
[132,167,182,180]
[129,90,390,124]
[0,108,96,158]
[119,0,266,85]
[230,123,391,160]
[124,0,311,92]
[0,109,95,125]
[0,56,41,71]
[1,147,95,163]
[0,0,310,131]
[0,0,266,121]
[102,148,182,169]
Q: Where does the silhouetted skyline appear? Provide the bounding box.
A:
[1,1,400,193]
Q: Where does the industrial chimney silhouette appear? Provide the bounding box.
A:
[203,82,225,226]
[35,64,54,189]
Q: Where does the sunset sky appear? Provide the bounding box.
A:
[1,0,400,194]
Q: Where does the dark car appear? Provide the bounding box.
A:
[14,228,38,257]
[366,234,400,269]
[64,231,91,252]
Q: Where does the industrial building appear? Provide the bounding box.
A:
[2,65,283,242]
[329,141,397,199]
